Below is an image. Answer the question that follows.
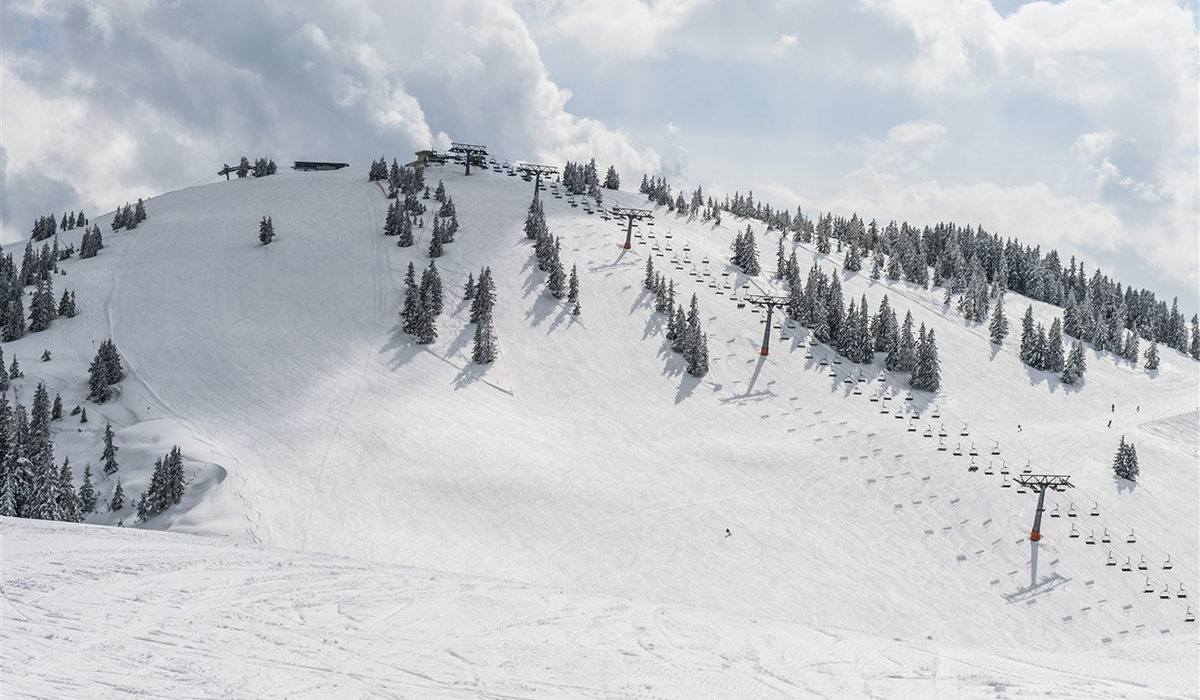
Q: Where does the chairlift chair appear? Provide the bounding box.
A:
[968,457,978,472]
[1163,555,1173,570]
[1179,584,1189,599]
[1017,484,1028,494]
[1001,475,1011,488]
[1144,578,1155,593]
[931,406,941,418]
[1121,557,1132,571]
[833,357,843,365]
[1106,551,1117,566]
[1069,524,1079,538]
[1160,586,1170,599]
[1137,556,1148,571]
[1185,607,1196,623]
[1090,502,1100,517]
[1050,504,1060,518]
[880,405,890,414]
[1023,459,1032,474]
[938,424,948,437]
[1067,503,1077,518]
[991,442,1001,456]
[852,386,862,395]
[923,425,933,438]
[907,419,917,432]
[1101,528,1111,543]
[968,443,979,456]
[877,375,886,382]
[893,411,904,420]
[960,424,969,437]
[952,443,963,456]
[1127,529,1137,544]
[1085,530,1096,545]
[984,461,994,475]
[938,439,947,452]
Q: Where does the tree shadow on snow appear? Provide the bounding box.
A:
[674,373,701,405]
[452,362,488,390]
[446,323,474,359]
[525,291,558,329]
[380,322,425,370]
[1113,475,1137,495]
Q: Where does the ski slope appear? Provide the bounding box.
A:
[2,161,1197,694]
[4,517,1195,699]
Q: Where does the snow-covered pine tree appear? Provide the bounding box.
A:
[101,422,119,475]
[1144,341,1159,371]
[420,261,444,316]
[396,213,414,247]
[1045,318,1065,372]
[988,294,1009,344]
[1061,340,1087,384]
[888,311,916,373]
[412,285,438,345]
[400,263,419,334]
[463,272,476,301]
[470,267,496,324]
[1019,305,1036,365]
[57,458,82,523]
[4,290,25,342]
[78,463,97,514]
[109,478,125,512]
[434,180,446,202]
[87,352,111,403]
[741,228,760,275]
[471,313,498,364]
[1112,435,1139,482]
[547,238,566,299]
[568,264,579,303]
[603,165,620,190]
[134,198,147,225]
[258,216,275,245]
[842,243,862,272]
[910,325,941,392]
[826,273,844,345]
[428,220,444,258]
[383,200,400,236]
[643,258,655,290]
[775,236,786,279]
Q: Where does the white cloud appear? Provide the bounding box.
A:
[522,0,708,58]
[0,0,659,243]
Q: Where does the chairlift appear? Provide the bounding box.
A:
[870,394,880,403]
[1090,502,1100,517]
[1127,529,1137,544]
[1067,503,1077,518]
[960,424,969,437]
[1085,530,1096,545]
[833,357,843,365]
[1159,586,1170,599]
[1144,578,1155,593]
[1022,459,1032,474]
[984,461,994,475]
[893,411,904,420]
[923,425,933,438]
[1137,556,1148,571]
[852,386,862,395]
[905,393,914,402]
[968,443,979,457]
[882,393,893,401]
[938,424,948,438]
[1017,484,1028,494]
[907,419,917,432]
[991,442,1001,456]
[1049,504,1060,518]
[737,303,746,309]
[1106,551,1117,566]
[843,376,853,385]
[877,375,886,383]
[1001,475,1010,488]
[804,351,813,359]
[1101,528,1111,543]
[952,443,963,457]
[857,375,867,383]
[1163,555,1173,570]
[880,405,890,414]
[1069,524,1079,538]
[1121,557,1132,571]
[1185,607,1196,623]
[931,406,941,418]
[968,457,978,472]
[1178,584,1188,599]
[818,357,829,366]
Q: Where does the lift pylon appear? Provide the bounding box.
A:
[516,164,558,201]
[743,294,790,356]
[448,142,488,176]
[611,206,654,249]
[1015,474,1074,541]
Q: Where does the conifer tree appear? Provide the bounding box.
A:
[463,272,476,301]
[471,313,498,364]
[80,407,88,423]
[643,258,655,290]
[383,200,401,236]
[9,355,20,378]
[1061,340,1087,384]
[888,311,916,373]
[568,264,580,303]
[102,422,119,475]
[1019,305,1036,365]
[401,262,420,334]
[988,294,1009,344]
[78,463,97,514]
[1045,318,1065,372]
[396,213,414,247]
[470,267,496,324]
[4,290,26,342]
[57,458,82,523]
[420,261,443,317]
[910,326,941,391]
[775,237,786,279]
[572,299,581,316]
[1112,435,1139,482]
[1144,341,1159,371]
[428,224,444,258]
[412,286,438,345]
[0,472,16,517]
[109,478,125,512]
[258,216,275,245]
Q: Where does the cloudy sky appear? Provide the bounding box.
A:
[2,0,1197,306]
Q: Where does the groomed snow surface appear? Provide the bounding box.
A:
[2,164,1197,697]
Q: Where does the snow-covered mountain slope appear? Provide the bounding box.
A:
[3,163,1197,690]
[4,517,1195,699]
